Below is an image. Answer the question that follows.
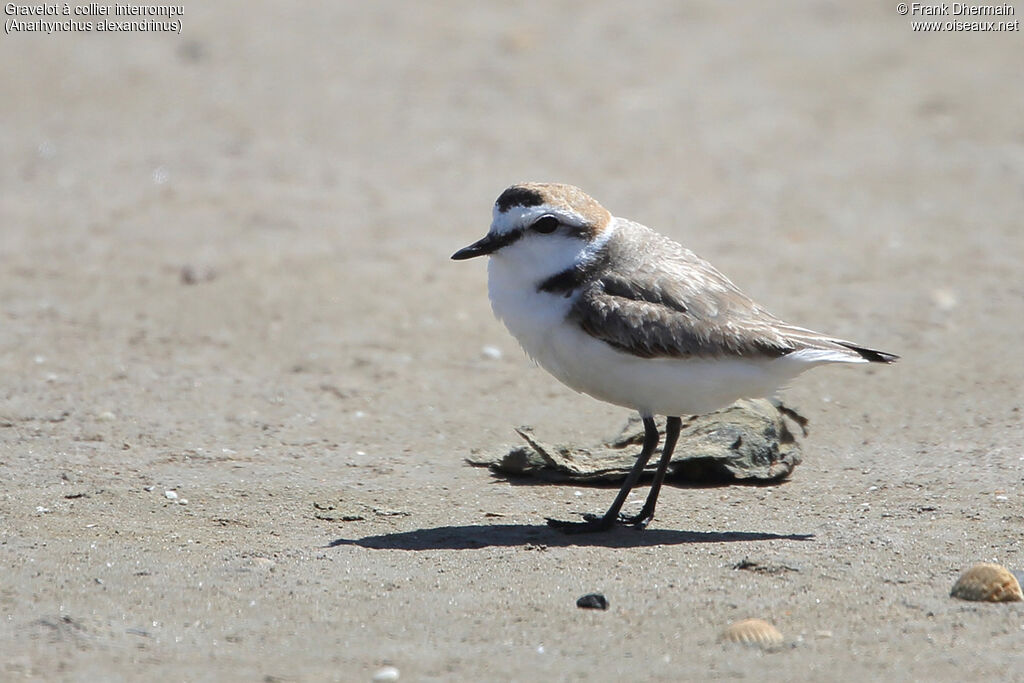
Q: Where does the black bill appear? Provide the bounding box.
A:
[451,230,522,260]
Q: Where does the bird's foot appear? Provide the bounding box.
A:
[546,511,653,534]
[614,510,655,529]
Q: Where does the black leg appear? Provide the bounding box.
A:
[547,416,660,534]
[618,416,681,529]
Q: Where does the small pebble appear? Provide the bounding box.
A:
[180,264,216,284]
[96,411,117,422]
[720,618,784,649]
[164,490,179,500]
[931,287,958,311]
[152,166,170,185]
[481,345,503,360]
[372,666,400,682]
[576,593,609,610]
[950,563,1023,602]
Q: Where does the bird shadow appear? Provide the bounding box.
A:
[326,523,814,551]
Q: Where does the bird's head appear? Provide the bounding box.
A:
[452,183,614,280]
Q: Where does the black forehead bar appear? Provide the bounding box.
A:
[496,186,545,212]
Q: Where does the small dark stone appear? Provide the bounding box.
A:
[576,593,609,610]
[180,265,217,285]
[733,557,800,574]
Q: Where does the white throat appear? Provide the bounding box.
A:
[485,218,618,368]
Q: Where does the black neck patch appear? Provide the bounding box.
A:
[496,186,545,212]
[538,268,587,296]
[537,246,610,297]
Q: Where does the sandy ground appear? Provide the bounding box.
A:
[2,2,1024,680]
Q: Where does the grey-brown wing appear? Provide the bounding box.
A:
[569,225,797,359]
[570,223,898,363]
[570,269,795,359]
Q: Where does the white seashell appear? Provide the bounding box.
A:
[720,618,784,649]
[372,666,400,682]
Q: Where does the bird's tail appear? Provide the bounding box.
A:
[777,324,899,365]
[834,341,899,364]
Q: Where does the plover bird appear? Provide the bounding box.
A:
[452,183,897,533]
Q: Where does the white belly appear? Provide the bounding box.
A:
[488,260,808,418]
[543,324,800,416]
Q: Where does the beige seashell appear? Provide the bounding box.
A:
[720,618,784,648]
[950,563,1023,602]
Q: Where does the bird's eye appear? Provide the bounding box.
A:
[531,216,559,234]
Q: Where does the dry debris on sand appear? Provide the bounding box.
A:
[468,399,805,484]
